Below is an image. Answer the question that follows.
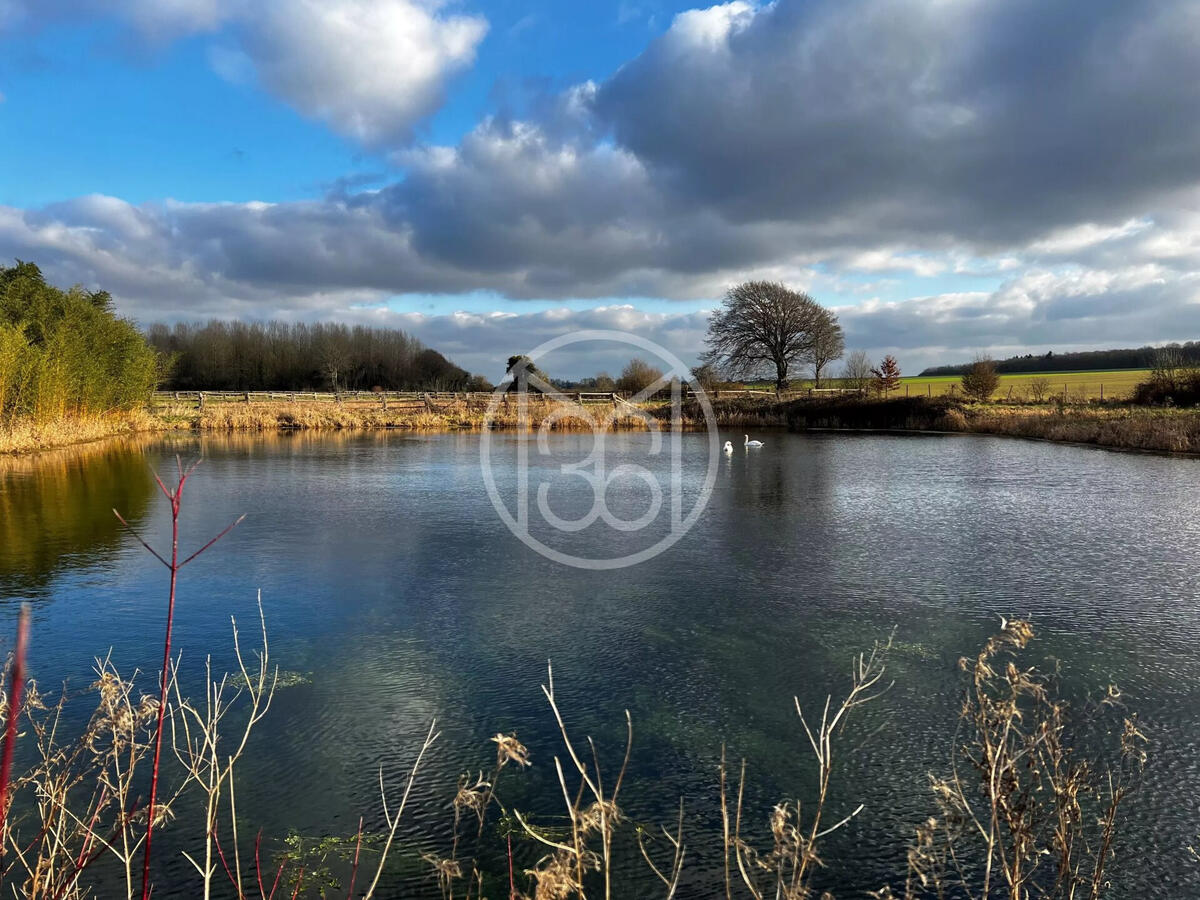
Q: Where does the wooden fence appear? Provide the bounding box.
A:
[150,387,856,409]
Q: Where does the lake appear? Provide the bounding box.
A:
[1,430,1198,897]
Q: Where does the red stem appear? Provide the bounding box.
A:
[345,817,363,900]
[290,865,305,900]
[0,603,31,851]
[268,855,288,900]
[49,787,109,900]
[508,833,516,900]
[212,826,239,891]
[255,830,266,900]
[140,472,184,900]
[115,458,241,899]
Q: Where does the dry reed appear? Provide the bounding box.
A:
[0,410,157,456]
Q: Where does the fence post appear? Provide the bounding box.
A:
[198,391,205,410]
[905,384,909,397]
[1100,383,1104,400]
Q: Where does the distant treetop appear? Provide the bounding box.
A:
[920,342,1200,376]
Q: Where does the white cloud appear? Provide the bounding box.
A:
[2,0,487,144]
[2,0,1200,373]
[239,0,488,145]
[1028,219,1153,255]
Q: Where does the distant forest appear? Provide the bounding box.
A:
[920,341,1200,376]
[147,321,487,391]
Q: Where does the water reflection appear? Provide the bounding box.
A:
[0,439,157,598]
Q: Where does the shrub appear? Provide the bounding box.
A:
[1132,369,1200,406]
[961,357,1000,401]
[616,358,665,394]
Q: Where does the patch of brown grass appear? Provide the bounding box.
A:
[150,398,657,433]
[965,404,1200,454]
[0,410,157,455]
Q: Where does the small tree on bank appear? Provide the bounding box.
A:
[840,349,873,392]
[616,358,665,394]
[702,281,842,392]
[871,355,902,395]
[690,363,722,393]
[810,314,845,388]
[961,357,1000,401]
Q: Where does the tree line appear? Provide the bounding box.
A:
[0,262,159,426]
[920,342,1200,376]
[147,320,489,392]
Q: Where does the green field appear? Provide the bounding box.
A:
[769,368,1153,400]
[893,369,1149,400]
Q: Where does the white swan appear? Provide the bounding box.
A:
[744,434,764,448]
[723,440,733,453]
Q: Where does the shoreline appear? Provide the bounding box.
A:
[4,395,1199,459]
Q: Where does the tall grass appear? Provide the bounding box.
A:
[150,397,659,433]
[0,263,159,453]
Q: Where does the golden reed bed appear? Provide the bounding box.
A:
[4,396,1199,456]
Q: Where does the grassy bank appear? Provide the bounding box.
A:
[150,396,658,432]
[6,393,1199,457]
[781,394,1200,454]
[0,409,158,455]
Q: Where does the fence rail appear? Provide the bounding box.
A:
[151,387,853,407]
[154,383,1123,408]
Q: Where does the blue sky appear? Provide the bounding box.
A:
[1,0,1197,378]
[1,2,700,207]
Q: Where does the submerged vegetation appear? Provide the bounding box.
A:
[0,472,1153,898]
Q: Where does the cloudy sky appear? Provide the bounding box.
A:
[1,0,1198,379]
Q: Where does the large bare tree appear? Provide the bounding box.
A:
[702,281,843,391]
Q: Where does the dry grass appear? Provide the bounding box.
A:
[884,619,1146,900]
[960,404,1200,454]
[0,410,158,455]
[150,398,657,433]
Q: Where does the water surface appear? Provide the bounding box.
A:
[1,431,1198,897]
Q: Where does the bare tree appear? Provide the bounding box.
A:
[840,349,873,392]
[690,363,722,392]
[810,309,845,388]
[1151,346,1185,384]
[703,281,839,392]
[318,330,353,392]
[616,358,666,394]
[1028,376,1052,403]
